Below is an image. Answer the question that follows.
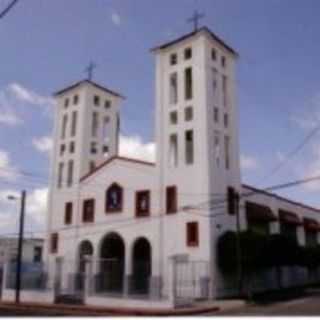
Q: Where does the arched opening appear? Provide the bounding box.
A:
[78,240,94,273]
[98,233,125,293]
[77,240,93,291]
[132,238,151,294]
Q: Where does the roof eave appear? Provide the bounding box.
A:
[53,80,126,100]
[80,156,156,183]
[150,27,239,58]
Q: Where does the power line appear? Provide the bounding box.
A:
[256,122,320,187]
[5,173,320,241]
[4,167,320,236]
[0,165,227,198]
[0,0,18,19]
[186,174,320,213]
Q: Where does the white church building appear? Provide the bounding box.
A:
[3,25,320,309]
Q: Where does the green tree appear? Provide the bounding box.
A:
[263,234,300,288]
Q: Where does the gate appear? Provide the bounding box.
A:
[94,258,124,295]
[54,258,86,304]
[173,260,210,305]
[130,260,151,295]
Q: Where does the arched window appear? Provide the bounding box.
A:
[105,183,123,213]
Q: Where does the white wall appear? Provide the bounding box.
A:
[153,29,241,299]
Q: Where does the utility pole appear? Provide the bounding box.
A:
[234,191,242,296]
[15,190,26,304]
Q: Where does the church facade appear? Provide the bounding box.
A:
[41,26,320,306]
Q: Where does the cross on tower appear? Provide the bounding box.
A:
[187,10,205,32]
[85,62,97,81]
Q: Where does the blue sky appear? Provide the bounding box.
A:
[1,0,320,234]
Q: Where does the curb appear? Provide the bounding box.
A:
[0,302,220,316]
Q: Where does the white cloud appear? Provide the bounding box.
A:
[111,12,121,26]
[32,136,53,154]
[0,150,19,181]
[276,151,286,163]
[26,187,48,227]
[291,114,318,131]
[291,92,320,131]
[0,111,22,126]
[8,83,54,107]
[0,83,54,125]
[119,135,156,163]
[32,134,156,162]
[240,154,259,171]
[0,188,47,235]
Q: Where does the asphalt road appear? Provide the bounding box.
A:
[212,290,320,316]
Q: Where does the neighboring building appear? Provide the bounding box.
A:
[0,238,44,269]
[42,26,320,307]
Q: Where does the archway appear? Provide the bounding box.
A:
[99,232,125,293]
[132,237,151,294]
[78,240,94,273]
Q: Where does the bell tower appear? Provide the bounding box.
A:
[50,79,124,191]
[152,26,241,297]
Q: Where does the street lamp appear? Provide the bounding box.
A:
[7,190,26,304]
[7,195,18,201]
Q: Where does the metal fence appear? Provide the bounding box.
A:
[55,257,211,303]
[54,258,84,297]
[91,259,152,297]
[5,262,48,291]
[173,260,210,305]
[54,257,154,299]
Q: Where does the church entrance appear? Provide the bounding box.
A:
[98,233,125,294]
[131,238,151,294]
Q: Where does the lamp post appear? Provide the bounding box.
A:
[7,190,26,304]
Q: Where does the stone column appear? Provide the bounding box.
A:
[168,256,177,306]
[54,256,63,298]
[149,276,163,300]
[84,256,93,299]
[148,248,163,299]
[123,244,132,296]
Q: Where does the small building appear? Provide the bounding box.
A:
[0,238,44,297]
[0,237,44,269]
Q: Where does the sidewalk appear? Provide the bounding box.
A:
[0,301,221,316]
[213,299,247,312]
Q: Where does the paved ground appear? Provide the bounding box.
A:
[0,306,112,316]
[0,301,219,317]
[1,289,320,316]
[209,290,320,316]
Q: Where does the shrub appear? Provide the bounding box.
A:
[217,231,238,274]
[217,230,267,274]
[298,245,320,269]
[262,234,300,268]
[239,230,267,272]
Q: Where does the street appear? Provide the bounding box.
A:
[211,290,320,316]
